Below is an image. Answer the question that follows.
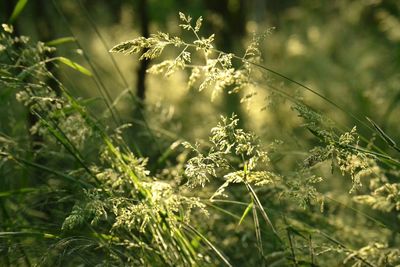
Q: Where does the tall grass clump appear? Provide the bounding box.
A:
[0,22,217,266]
[1,8,399,267]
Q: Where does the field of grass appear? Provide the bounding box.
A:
[1,1,400,266]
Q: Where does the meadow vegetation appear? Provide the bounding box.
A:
[1,1,400,266]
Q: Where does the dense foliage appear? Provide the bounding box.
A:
[1,1,400,266]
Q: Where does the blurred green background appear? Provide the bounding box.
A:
[1,1,400,265]
[2,0,400,201]
[2,0,399,142]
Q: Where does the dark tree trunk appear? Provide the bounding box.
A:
[205,0,247,127]
[136,0,149,101]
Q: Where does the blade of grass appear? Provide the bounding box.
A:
[183,223,233,267]
[9,0,28,23]
[56,57,92,76]
[205,202,241,220]
[0,231,58,239]
[252,199,264,261]
[238,201,253,226]
[286,228,298,267]
[76,0,128,88]
[208,199,249,206]
[0,188,38,198]
[245,182,278,237]
[45,37,76,46]
[316,230,376,267]
[325,195,390,230]
[32,109,100,185]
[76,0,163,154]
[50,0,121,126]
[0,151,91,187]
[264,80,393,163]
[366,116,400,153]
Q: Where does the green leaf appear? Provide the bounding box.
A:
[56,57,92,76]
[9,0,28,24]
[45,37,76,46]
[366,117,399,152]
[238,201,253,225]
[306,127,324,140]
[0,188,37,198]
[0,231,57,239]
[287,226,307,239]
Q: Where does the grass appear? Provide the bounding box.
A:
[1,3,400,267]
